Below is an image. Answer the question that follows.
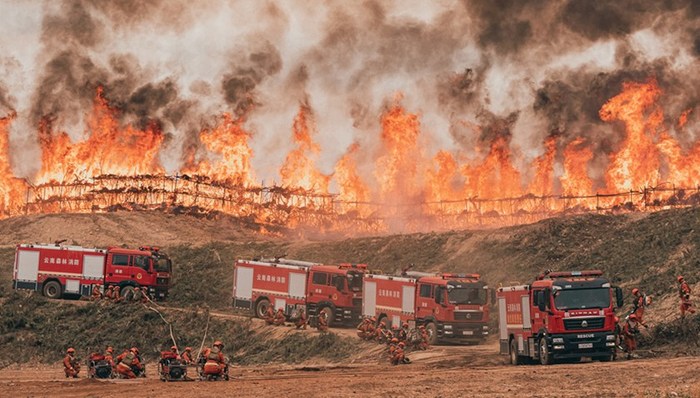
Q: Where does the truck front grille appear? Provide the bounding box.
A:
[454,311,483,321]
[564,317,605,330]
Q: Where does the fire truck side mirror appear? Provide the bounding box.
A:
[614,286,624,308]
[490,288,496,305]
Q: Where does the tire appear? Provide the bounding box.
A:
[509,339,522,365]
[319,306,334,327]
[538,338,552,365]
[425,322,438,345]
[120,285,135,300]
[255,299,270,319]
[42,280,63,299]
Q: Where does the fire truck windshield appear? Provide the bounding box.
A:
[447,286,487,305]
[347,272,362,292]
[154,257,171,272]
[553,288,610,310]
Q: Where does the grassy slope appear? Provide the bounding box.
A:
[1,208,700,362]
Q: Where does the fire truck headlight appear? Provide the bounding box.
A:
[606,342,616,347]
[553,345,565,350]
[606,335,616,341]
[482,325,489,330]
[444,325,452,330]
[552,337,564,344]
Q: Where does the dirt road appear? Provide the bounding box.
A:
[2,342,698,397]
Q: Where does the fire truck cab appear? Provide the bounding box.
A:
[232,258,366,326]
[363,271,490,344]
[12,243,172,300]
[498,270,624,365]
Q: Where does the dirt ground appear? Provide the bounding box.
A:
[1,341,698,398]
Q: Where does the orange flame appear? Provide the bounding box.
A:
[184,113,254,186]
[427,150,464,202]
[374,100,422,201]
[333,142,371,209]
[528,137,556,196]
[0,112,26,215]
[279,103,330,192]
[560,137,593,196]
[37,87,164,184]
[463,136,522,199]
[600,79,663,191]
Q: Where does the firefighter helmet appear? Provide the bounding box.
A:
[632,288,639,295]
[171,345,177,351]
[391,338,399,343]
[106,346,114,353]
[398,342,405,347]
[213,340,223,347]
[130,347,139,354]
[185,347,192,351]
[67,347,75,354]
[629,314,637,320]
[678,275,685,282]
[402,323,409,328]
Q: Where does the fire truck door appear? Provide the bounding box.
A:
[234,266,254,301]
[363,281,376,316]
[16,250,40,289]
[498,296,508,341]
[522,295,531,330]
[289,272,306,298]
[402,285,415,315]
[83,254,105,280]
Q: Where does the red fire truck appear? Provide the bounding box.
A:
[232,258,366,325]
[497,270,624,365]
[12,243,172,300]
[362,271,490,344]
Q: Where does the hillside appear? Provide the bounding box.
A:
[1,207,700,363]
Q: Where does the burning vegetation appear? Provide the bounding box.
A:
[0,1,698,235]
[0,79,698,235]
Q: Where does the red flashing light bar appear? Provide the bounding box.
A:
[338,263,368,269]
[538,270,603,280]
[442,273,480,280]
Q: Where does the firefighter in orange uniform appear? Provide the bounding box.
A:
[295,308,308,330]
[678,276,695,318]
[317,310,329,332]
[375,321,388,343]
[202,341,227,378]
[357,317,370,339]
[104,285,114,300]
[104,346,115,367]
[398,323,409,342]
[418,325,430,350]
[180,347,194,365]
[630,288,646,326]
[116,347,142,378]
[391,342,409,365]
[63,348,80,378]
[90,285,102,301]
[621,314,640,360]
[273,308,286,326]
[113,286,122,303]
[264,305,275,325]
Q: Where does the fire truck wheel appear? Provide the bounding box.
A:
[538,338,552,365]
[425,322,438,345]
[42,280,62,299]
[256,299,271,319]
[121,285,135,299]
[509,339,522,365]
